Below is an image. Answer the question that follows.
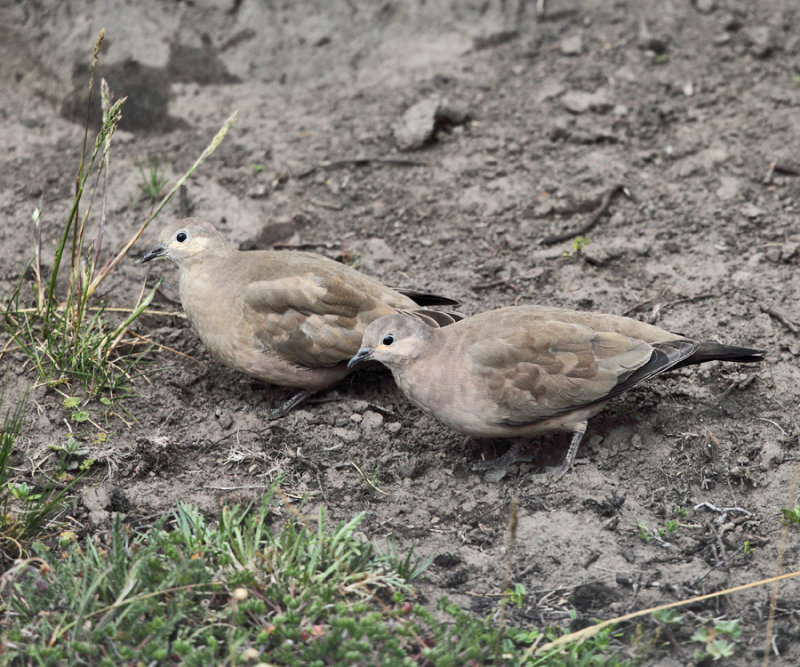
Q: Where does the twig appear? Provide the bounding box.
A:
[771,161,800,176]
[530,569,800,656]
[717,372,758,401]
[538,184,632,246]
[350,460,389,495]
[756,417,788,437]
[689,545,744,588]
[763,462,800,667]
[622,298,653,316]
[494,497,519,664]
[309,198,343,211]
[272,241,340,251]
[693,502,752,519]
[470,278,520,293]
[759,304,799,335]
[295,156,426,179]
[648,293,715,323]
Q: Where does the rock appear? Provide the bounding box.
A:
[781,242,799,262]
[744,26,776,58]
[694,0,715,13]
[535,79,566,104]
[765,247,782,263]
[716,176,743,201]
[386,422,402,434]
[740,202,764,219]
[394,97,470,150]
[394,98,439,150]
[360,410,384,431]
[560,34,583,55]
[363,237,395,265]
[331,427,360,443]
[759,439,784,471]
[83,486,111,527]
[638,25,669,54]
[561,89,612,114]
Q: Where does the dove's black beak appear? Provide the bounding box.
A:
[140,243,167,264]
[348,347,374,368]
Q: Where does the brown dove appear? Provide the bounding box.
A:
[140,218,460,416]
[348,306,763,479]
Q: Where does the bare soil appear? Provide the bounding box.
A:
[2,0,800,663]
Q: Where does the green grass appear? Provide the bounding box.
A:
[1,483,554,665]
[0,30,236,403]
[137,157,169,203]
[0,390,76,568]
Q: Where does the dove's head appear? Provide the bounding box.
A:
[348,312,436,370]
[140,218,229,268]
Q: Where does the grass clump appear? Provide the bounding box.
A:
[0,30,235,403]
[0,481,544,665]
[0,390,75,568]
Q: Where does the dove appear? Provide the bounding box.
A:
[140,218,459,416]
[348,306,763,479]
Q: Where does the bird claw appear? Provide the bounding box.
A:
[265,390,311,420]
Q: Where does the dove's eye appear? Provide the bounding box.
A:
[176,232,188,243]
[382,334,395,346]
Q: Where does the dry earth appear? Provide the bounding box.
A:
[2,0,800,663]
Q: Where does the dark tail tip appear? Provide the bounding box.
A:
[397,288,460,307]
[679,342,764,368]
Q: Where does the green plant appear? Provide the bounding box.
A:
[691,620,741,661]
[508,583,526,608]
[137,157,168,202]
[0,390,76,566]
[0,484,542,665]
[379,535,433,582]
[1,30,236,402]
[49,434,92,476]
[780,505,800,525]
[637,521,651,542]
[563,235,591,257]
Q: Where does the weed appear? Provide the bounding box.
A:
[637,521,651,542]
[663,519,679,534]
[780,505,800,525]
[1,30,236,403]
[508,582,527,608]
[0,484,543,665]
[0,391,75,567]
[49,434,92,476]
[691,620,741,661]
[563,235,591,257]
[137,157,168,202]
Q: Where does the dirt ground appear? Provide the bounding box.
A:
[2,0,800,663]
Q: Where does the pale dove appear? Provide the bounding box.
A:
[348,306,763,479]
[140,218,460,416]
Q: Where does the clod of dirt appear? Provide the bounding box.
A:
[559,34,583,55]
[759,439,784,471]
[569,582,621,615]
[561,89,612,114]
[744,25,777,58]
[393,97,471,150]
[693,0,716,14]
[82,485,112,527]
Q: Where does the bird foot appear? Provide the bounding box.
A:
[471,440,527,473]
[265,390,311,420]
